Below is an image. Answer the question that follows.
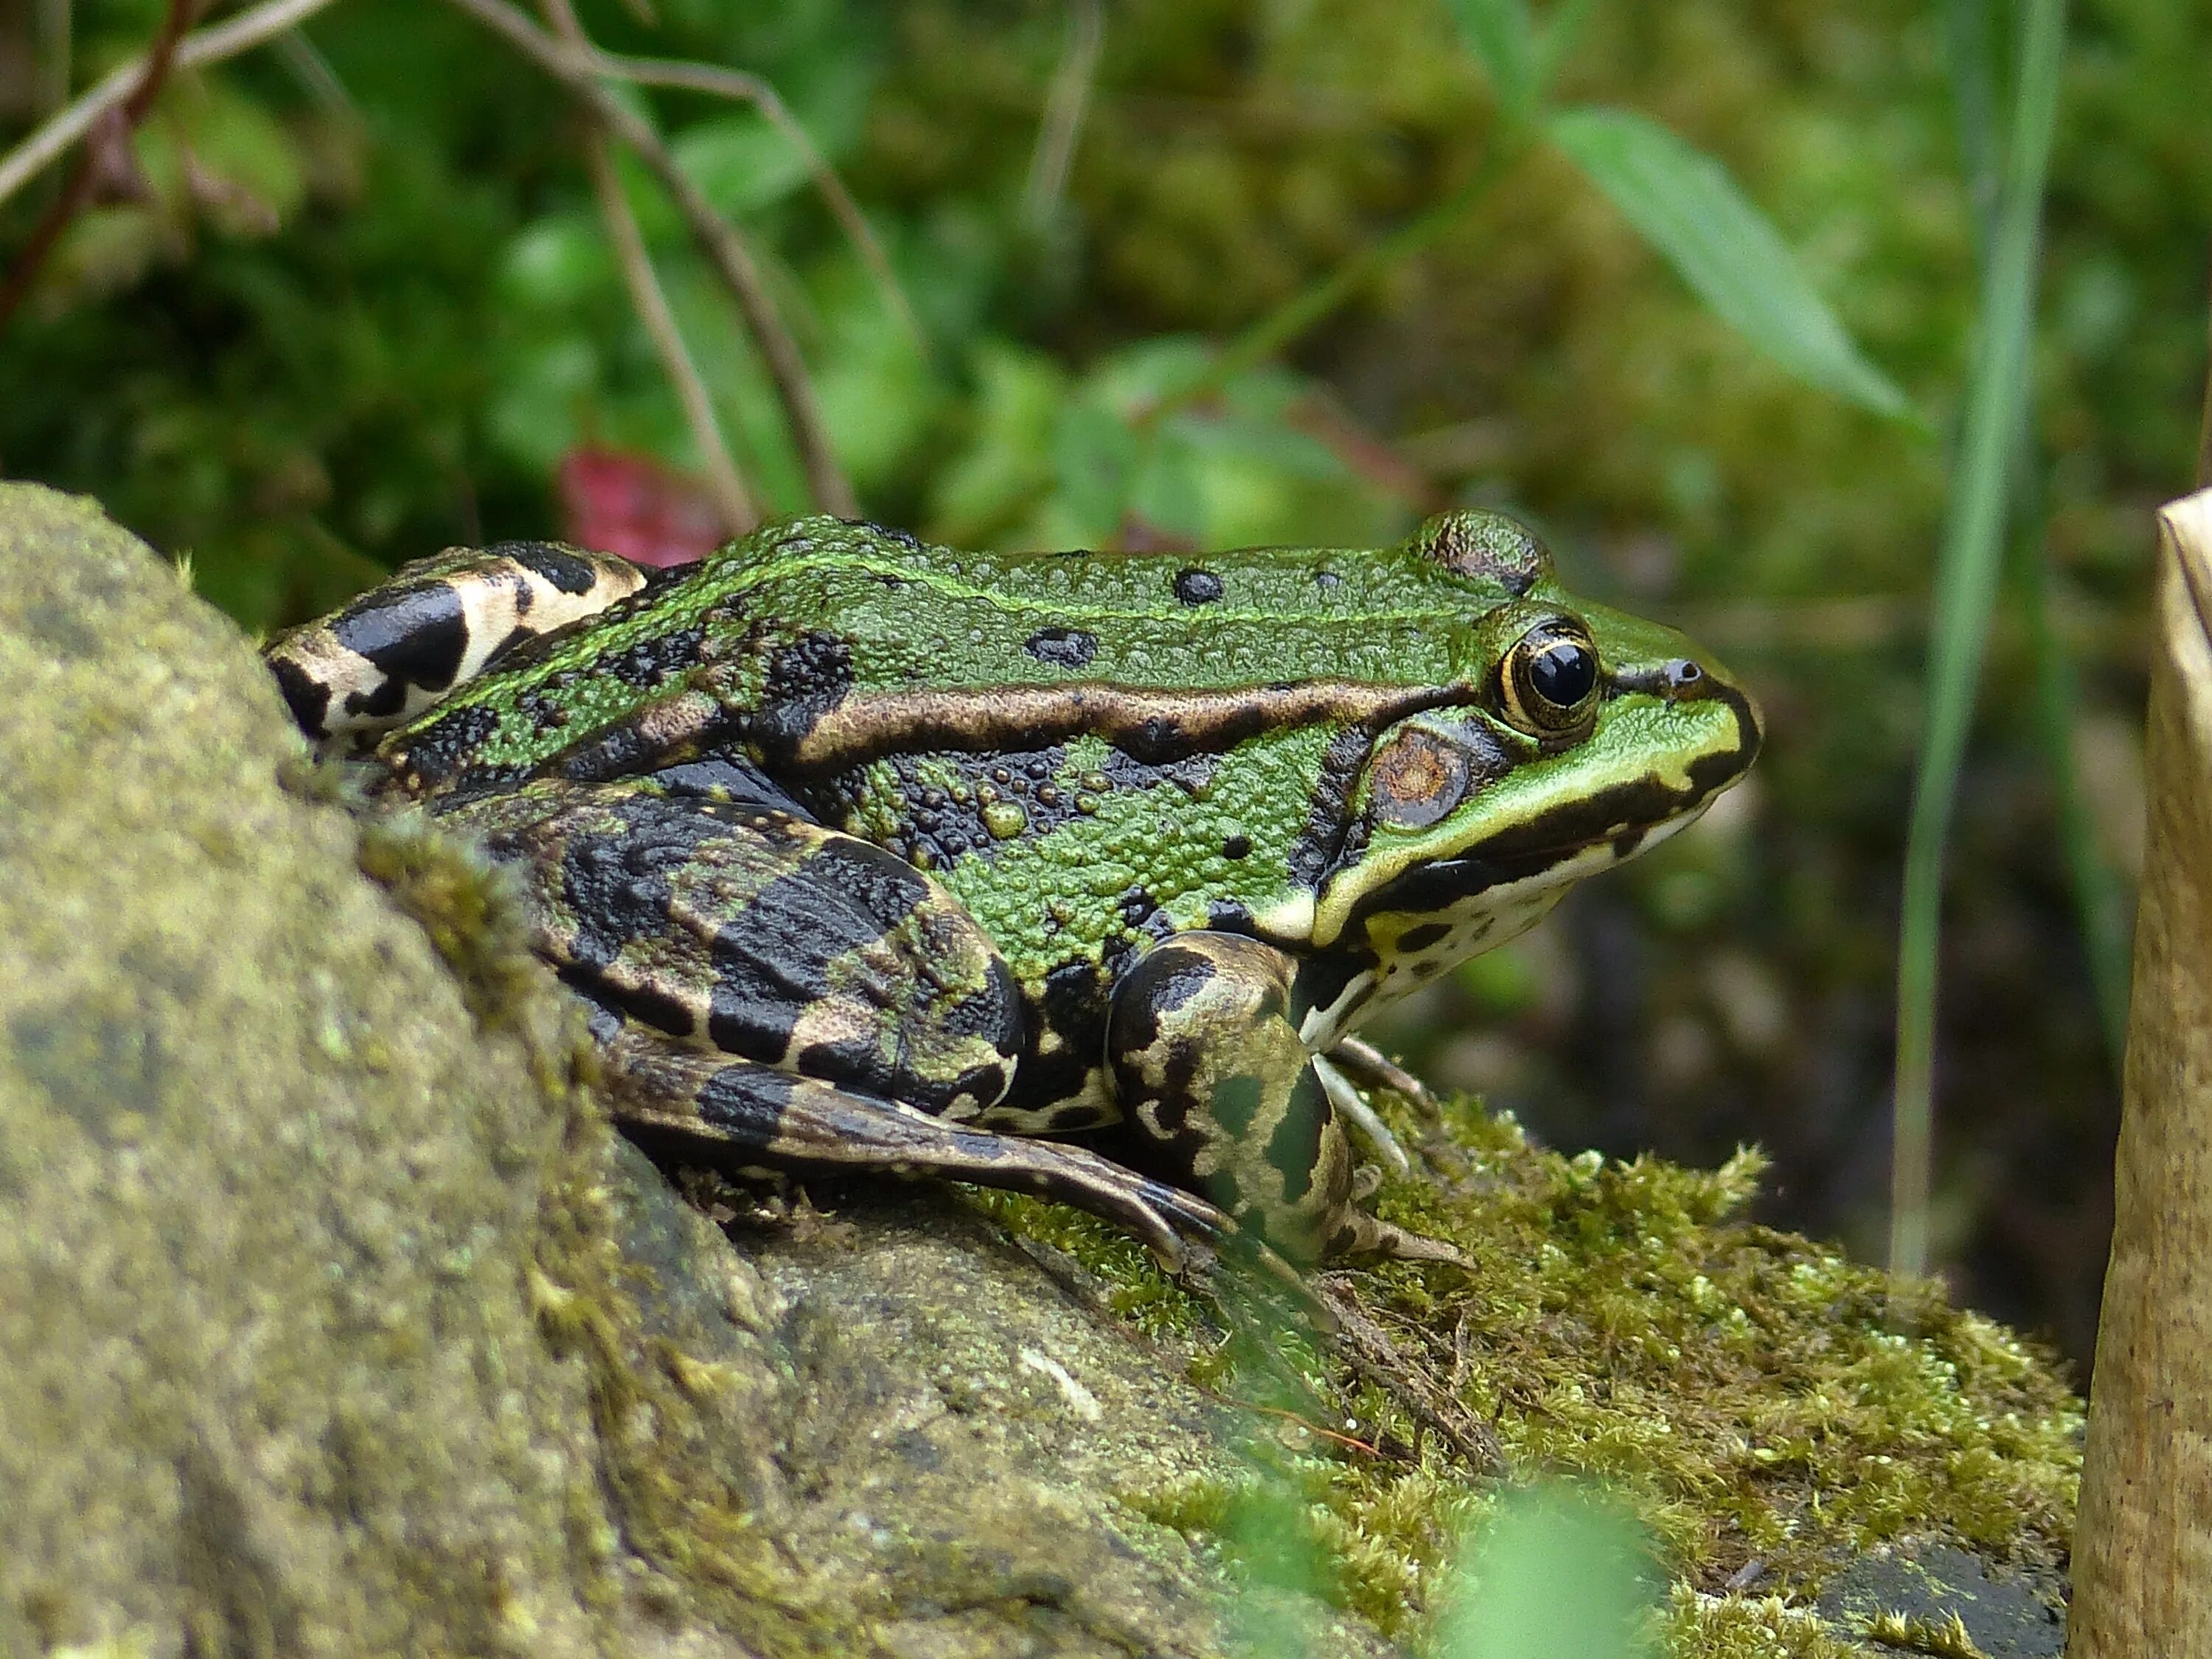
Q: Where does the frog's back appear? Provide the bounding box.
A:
[380,516,1517,799]
[726,518,1497,696]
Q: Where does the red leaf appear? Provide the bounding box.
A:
[557,447,728,568]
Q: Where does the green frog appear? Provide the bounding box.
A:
[265,511,1759,1272]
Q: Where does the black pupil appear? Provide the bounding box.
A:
[1528,636,1598,708]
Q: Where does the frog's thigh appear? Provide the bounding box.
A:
[479,783,1025,1118]
[265,540,646,742]
[1107,931,1362,1265]
[600,1028,1234,1270]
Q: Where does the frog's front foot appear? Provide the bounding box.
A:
[1107,932,1467,1271]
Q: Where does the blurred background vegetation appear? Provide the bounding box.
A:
[3,0,2206,1375]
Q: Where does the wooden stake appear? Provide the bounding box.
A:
[2068,486,2212,1655]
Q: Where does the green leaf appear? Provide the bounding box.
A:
[1051,400,1142,543]
[672,114,815,220]
[1548,106,1913,420]
[1445,0,1540,119]
[1439,1486,1660,1659]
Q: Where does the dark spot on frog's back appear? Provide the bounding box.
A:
[601,625,706,689]
[1173,568,1225,605]
[333,581,469,695]
[1023,627,1097,669]
[765,631,853,698]
[495,539,601,594]
[390,702,504,794]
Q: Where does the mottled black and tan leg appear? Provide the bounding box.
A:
[599,1029,1245,1271]
[264,540,647,745]
[1107,931,1460,1267]
[447,779,1029,1117]
[452,780,1307,1286]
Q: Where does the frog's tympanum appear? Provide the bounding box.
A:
[267,512,1759,1273]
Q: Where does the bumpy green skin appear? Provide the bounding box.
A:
[270,510,1760,1265]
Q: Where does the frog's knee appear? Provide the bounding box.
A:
[1110,932,1354,1265]
[264,541,645,743]
[459,782,1024,1118]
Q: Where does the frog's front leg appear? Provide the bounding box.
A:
[1108,932,1459,1267]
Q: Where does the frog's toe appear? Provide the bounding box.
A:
[1326,1212,1470,1270]
[1326,1037,1441,1118]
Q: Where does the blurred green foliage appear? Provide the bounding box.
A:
[3,0,2208,1366]
[1436,1485,1658,1659]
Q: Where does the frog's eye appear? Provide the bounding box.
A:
[1498,619,1601,735]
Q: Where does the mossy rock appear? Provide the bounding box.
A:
[0,483,2077,1658]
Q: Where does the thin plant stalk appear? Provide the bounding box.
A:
[439,0,856,516]
[538,0,757,534]
[583,139,759,535]
[1890,0,2068,1284]
[1943,0,2130,1077]
[1022,0,1104,230]
[0,0,341,209]
[578,49,920,350]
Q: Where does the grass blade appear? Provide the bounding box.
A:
[1944,0,2130,1078]
[1890,0,2069,1283]
[1445,0,1540,121]
[1548,106,1913,420]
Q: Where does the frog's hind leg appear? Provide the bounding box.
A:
[264,541,647,745]
[599,1028,1242,1273]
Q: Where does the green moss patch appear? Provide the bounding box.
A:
[978,1093,2077,1653]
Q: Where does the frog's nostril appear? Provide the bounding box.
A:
[1665,658,1703,691]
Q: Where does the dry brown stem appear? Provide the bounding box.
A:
[580,49,919,350]
[580,140,758,538]
[0,0,195,329]
[2068,487,2212,1656]
[0,0,342,210]
[439,0,856,517]
[536,0,756,534]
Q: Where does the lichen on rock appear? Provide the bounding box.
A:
[0,484,2077,1659]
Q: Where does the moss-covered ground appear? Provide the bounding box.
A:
[975,1089,2078,1655]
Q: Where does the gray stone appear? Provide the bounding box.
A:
[1817,1540,2067,1655]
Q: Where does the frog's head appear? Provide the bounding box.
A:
[1307,510,1761,1001]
